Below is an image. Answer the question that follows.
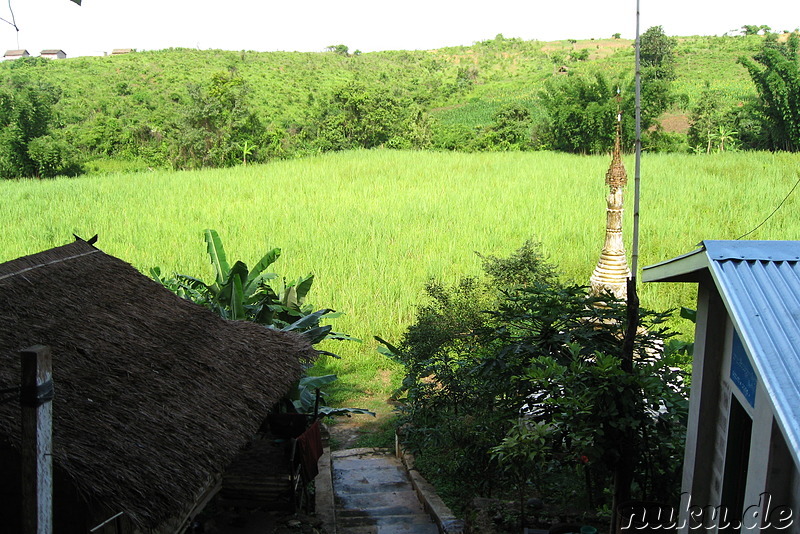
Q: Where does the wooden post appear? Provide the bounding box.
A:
[20,345,54,534]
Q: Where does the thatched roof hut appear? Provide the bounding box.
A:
[0,239,316,532]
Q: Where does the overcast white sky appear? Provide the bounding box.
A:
[1,0,798,58]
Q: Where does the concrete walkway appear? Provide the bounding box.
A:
[332,448,440,534]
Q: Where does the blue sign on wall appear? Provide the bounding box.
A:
[730,332,757,408]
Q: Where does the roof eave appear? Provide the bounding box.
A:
[642,245,709,283]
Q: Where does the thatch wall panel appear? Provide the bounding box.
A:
[0,240,315,530]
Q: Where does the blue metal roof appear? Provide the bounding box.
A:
[644,240,800,465]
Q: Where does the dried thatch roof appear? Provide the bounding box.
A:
[0,240,316,530]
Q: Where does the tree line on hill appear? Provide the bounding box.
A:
[0,28,798,179]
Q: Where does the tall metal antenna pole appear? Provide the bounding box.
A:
[631,0,642,276]
[614,3,643,532]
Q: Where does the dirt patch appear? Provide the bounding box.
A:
[660,113,691,134]
[326,398,400,451]
[327,418,365,450]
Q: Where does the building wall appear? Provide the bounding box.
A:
[680,282,800,533]
[680,283,728,533]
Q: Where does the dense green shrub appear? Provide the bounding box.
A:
[644,129,689,153]
[639,26,678,81]
[472,104,534,151]
[0,69,82,178]
[170,70,267,169]
[379,241,689,518]
[539,73,618,154]
[738,32,800,151]
[152,229,372,420]
[303,81,432,151]
[538,63,676,154]
[0,34,774,168]
[429,122,478,151]
[27,134,83,177]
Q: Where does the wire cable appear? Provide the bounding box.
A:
[736,171,800,240]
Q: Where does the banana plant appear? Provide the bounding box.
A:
[292,374,375,418]
[151,229,358,344]
[200,228,281,321]
[152,229,368,420]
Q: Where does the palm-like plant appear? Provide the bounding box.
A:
[152,229,373,418]
[151,229,355,347]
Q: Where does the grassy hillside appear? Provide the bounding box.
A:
[2,149,798,409]
[0,32,770,170]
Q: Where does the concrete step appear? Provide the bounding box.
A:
[337,513,437,527]
[335,480,411,495]
[336,523,440,533]
[336,490,426,515]
[332,448,439,534]
[336,523,440,534]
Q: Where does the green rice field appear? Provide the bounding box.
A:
[2,149,798,408]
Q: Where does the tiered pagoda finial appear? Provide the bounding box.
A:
[589,90,630,299]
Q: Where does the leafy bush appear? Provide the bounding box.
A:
[738,32,800,151]
[639,26,678,81]
[151,229,347,338]
[539,73,618,154]
[170,70,267,168]
[570,49,590,62]
[0,71,82,178]
[303,81,432,151]
[26,134,83,177]
[379,241,689,518]
[472,104,534,151]
[643,129,688,153]
[152,229,373,420]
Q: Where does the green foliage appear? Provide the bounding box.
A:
[688,84,726,153]
[539,72,617,153]
[741,25,772,36]
[570,48,590,62]
[454,66,479,92]
[490,421,552,526]
[0,70,82,178]
[325,44,350,57]
[151,229,349,342]
[0,34,779,166]
[304,81,432,150]
[472,104,534,151]
[537,57,672,153]
[26,134,83,177]
[292,374,375,417]
[687,86,741,154]
[379,241,689,513]
[639,25,678,81]
[152,228,371,419]
[171,69,266,168]
[738,32,800,151]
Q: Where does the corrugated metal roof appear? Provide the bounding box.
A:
[645,240,800,466]
[705,241,800,464]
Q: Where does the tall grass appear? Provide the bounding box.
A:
[2,150,798,406]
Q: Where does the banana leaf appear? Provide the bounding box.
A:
[293,274,315,303]
[204,229,230,287]
[243,272,278,299]
[230,271,245,320]
[245,247,281,293]
[299,325,332,345]
[282,308,332,332]
[218,261,248,309]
